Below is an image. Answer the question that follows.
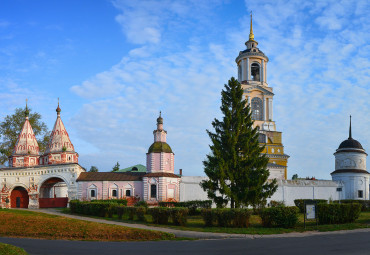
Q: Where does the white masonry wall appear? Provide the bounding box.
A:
[180,176,345,206]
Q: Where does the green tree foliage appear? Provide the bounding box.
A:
[0,107,50,165]
[292,174,298,180]
[89,166,99,172]
[112,162,120,172]
[201,77,277,209]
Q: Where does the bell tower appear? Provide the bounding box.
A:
[236,13,289,180]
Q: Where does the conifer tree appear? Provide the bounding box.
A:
[201,77,277,208]
[112,162,120,172]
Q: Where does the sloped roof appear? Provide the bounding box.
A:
[13,114,39,156]
[77,172,145,182]
[45,104,75,154]
[144,172,180,178]
[118,164,147,173]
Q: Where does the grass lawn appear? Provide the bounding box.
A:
[0,243,28,255]
[0,209,177,241]
[64,209,370,235]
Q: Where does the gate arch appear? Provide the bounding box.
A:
[39,176,69,208]
[10,186,29,208]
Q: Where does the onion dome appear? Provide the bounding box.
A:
[157,111,163,124]
[148,142,173,153]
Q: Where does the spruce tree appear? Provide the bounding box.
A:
[201,77,277,208]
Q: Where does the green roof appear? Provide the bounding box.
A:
[148,142,173,153]
[118,164,147,173]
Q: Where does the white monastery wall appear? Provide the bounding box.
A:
[180,176,209,201]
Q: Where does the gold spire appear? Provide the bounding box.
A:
[249,11,254,41]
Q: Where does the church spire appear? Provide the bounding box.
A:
[349,115,352,139]
[249,11,254,41]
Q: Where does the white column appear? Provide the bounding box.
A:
[263,97,266,121]
[246,58,250,80]
[242,59,246,81]
[270,98,273,120]
[261,59,265,83]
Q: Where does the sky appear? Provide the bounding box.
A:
[0,0,369,179]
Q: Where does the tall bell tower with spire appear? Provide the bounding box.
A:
[236,13,289,180]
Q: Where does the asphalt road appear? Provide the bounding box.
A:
[1,231,369,255]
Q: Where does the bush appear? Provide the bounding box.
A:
[317,203,361,224]
[260,206,299,228]
[201,209,215,227]
[136,207,147,221]
[170,208,189,226]
[135,201,148,208]
[69,200,117,217]
[232,209,251,228]
[90,199,128,206]
[126,207,136,220]
[149,207,170,224]
[294,199,327,213]
[214,209,234,227]
[159,200,212,215]
[269,200,285,207]
[116,204,125,220]
[333,200,370,212]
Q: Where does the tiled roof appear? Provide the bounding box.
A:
[144,172,180,178]
[77,172,145,181]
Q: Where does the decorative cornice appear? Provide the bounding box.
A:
[331,169,369,175]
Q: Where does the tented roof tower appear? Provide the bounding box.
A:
[41,100,78,165]
[9,102,40,167]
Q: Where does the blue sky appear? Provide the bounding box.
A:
[0,0,369,179]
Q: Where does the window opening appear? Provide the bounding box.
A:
[251,97,263,120]
[151,184,157,198]
[251,63,260,81]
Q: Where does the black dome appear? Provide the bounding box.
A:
[338,138,363,150]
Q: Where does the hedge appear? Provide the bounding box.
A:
[260,206,299,228]
[333,200,370,212]
[201,208,251,228]
[70,200,117,217]
[317,203,361,224]
[159,200,212,215]
[148,207,170,224]
[90,199,128,206]
[170,208,189,226]
[294,199,327,213]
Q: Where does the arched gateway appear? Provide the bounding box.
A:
[0,102,84,209]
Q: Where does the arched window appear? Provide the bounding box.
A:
[251,63,260,81]
[151,184,157,198]
[258,133,266,143]
[251,97,263,120]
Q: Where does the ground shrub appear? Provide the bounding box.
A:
[333,200,370,212]
[201,209,215,227]
[214,209,234,227]
[134,200,148,208]
[116,204,125,220]
[232,209,251,228]
[159,200,212,215]
[294,199,327,213]
[170,208,189,226]
[269,200,285,207]
[149,207,170,224]
[317,203,361,224]
[90,199,128,206]
[135,207,147,221]
[260,206,299,228]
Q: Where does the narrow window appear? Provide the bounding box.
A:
[251,63,260,81]
[251,97,263,120]
[91,189,96,198]
[112,189,117,197]
[336,188,342,192]
[358,190,363,198]
[151,184,157,198]
[126,190,131,197]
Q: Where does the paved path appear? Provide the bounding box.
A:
[26,208,370,239]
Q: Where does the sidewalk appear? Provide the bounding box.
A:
[27,209,370,240]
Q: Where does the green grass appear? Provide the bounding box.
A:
[0,209,178,241]
[62,208,370,235]
[0,243,28,255]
